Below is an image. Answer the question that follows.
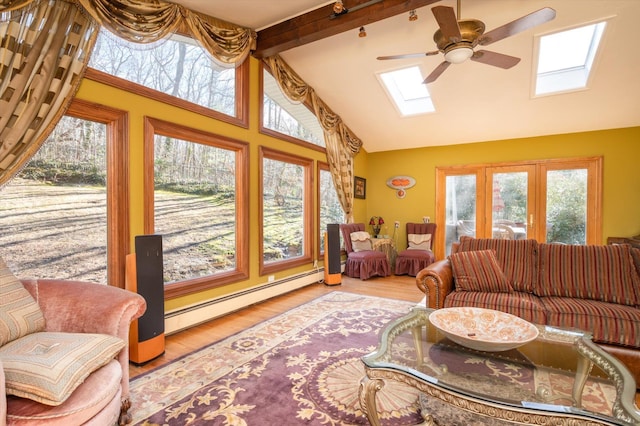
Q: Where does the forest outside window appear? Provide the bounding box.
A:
[88,30,247,125]
[260,147,313,275]
[144,118,249,298]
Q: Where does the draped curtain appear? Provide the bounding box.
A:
[0,0,256,187]
[264,55,363,223]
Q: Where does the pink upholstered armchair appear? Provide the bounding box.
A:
[2,277,146,425]
[339,223,390,280]
[395,222,437,276]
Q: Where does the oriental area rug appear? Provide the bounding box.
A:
[129,292,615,426]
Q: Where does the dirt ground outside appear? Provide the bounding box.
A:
[0,178,235,284]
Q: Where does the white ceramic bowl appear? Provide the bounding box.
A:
[429,307,539,352]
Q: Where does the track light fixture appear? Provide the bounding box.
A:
[333,0,345,14]
[359,26,367,37]
[409,10,418,21]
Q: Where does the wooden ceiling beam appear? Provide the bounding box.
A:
[253,0,440,58]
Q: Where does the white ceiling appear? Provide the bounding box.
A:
[171,0,640,153]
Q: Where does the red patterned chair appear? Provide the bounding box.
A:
[395,223,437,276]
[339,223,390,280]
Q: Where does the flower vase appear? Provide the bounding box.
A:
[372,225,381,238]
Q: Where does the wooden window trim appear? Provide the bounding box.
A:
[259,61,326,154]
[143,117,250,299]
[259,146,314,275]
[65,99,129,289]
[85,59,249,129]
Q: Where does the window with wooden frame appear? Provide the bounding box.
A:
[317,162,345,259]
[435,157,602,257]
[260,62,326,152]
[87,30,249,128]
[143,117,249,299]
[260,147,313,275]
[0,99,129,289]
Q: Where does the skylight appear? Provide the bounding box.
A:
[534,21,606,96]
[378,66,435,116]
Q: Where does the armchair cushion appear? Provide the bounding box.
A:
[407,233,431,250]
[0,258,45,346]
[449,250,513,293]
[0,331,124,406]
[350,231,372,252]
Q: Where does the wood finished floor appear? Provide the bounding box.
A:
[128,273,640,408]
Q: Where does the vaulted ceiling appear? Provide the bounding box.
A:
[171,0,640,152]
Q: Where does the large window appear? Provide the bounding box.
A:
[0,100,128,288]
[318,163,344,257]
[436,157,602,256]
[260,147,313,274]
[88,30,248,126]
[144,118,249,298]
[260,64,325,149]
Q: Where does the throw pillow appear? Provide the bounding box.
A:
[449,250,513,293]
[350,231,372,252]
[0,257,46,346]
[0,331,125,406]
[408,233,431,250]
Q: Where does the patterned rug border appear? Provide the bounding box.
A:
[129,291,419,424]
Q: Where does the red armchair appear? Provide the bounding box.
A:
[395,222,437,276]
[339,223,390,280]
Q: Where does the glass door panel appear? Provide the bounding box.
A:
[545,169,588,244]
[486,168,534,241]
[444,174,477,255]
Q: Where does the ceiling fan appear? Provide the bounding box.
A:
[377,1,556,84]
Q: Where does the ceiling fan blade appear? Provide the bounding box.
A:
[431,6,462,42]
[423,61,451,84]
[471,50,521,69]
[377,51,440,60]
[479,7,556,46]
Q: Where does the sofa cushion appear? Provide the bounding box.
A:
[537,243,640,306]
[6,359,122,426]
[458,237,538,293]
[0,331,125,405]
[350,231,372,252]
[0,258,46,346]
[408,233,431,250]
[540,297,640,348]
[444,291,547,325]
[449,250,513,293]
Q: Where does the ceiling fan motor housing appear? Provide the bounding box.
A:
[434,19,485,51]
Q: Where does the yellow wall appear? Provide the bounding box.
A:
[362,128,640,250]
[75,56,639,312]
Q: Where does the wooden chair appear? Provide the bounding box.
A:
[339,223,390,280]
[395,223,437,276]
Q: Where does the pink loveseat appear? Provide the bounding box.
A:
[1,278,146,425]
[416,237,640,386]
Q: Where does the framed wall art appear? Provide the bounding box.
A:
[354,176,366,199]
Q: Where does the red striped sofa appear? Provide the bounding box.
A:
[416,237,640,386]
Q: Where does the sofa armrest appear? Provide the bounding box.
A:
[1,358,6,426]
[20,278,146,418]
[415,259,454,309]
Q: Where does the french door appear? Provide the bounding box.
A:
[435,157,602,257]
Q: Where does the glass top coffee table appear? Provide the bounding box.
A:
[360,306,640,426]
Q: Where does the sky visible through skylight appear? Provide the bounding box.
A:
[378,66,435,116]
[536,21,606,95]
